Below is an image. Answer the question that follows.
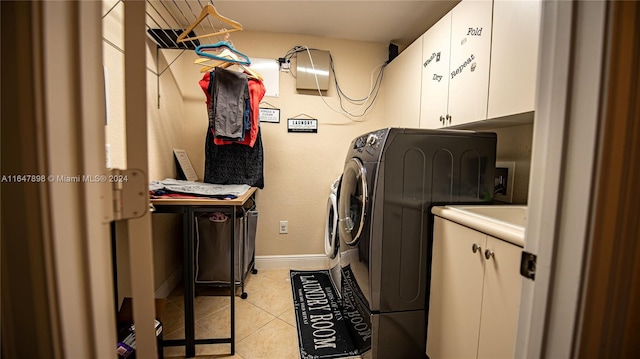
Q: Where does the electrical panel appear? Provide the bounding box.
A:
[296,49,330,91]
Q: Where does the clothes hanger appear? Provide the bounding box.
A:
[196,51,239,74]
[196,55,263,81]
[195,42,251,66]
[195,55,234,71]
[176,4,242,43]
[199,63,263,81]
[195,43,263,80]
[193,37,235,69]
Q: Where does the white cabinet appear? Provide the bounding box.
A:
[383,35,423,128]
[427,216,522,359]
[420,0,493,129]
[487,0,542,118]
[427,217,485,358]
[420,13,452,129]
[389,0,541,129]
[477,232,523,359]
[447,0,494,127]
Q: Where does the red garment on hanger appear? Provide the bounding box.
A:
[199,72,265,148]
[199,72,213,107]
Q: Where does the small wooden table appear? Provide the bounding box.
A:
[151,187,257,357]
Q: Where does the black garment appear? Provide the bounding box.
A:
[204,126,264,189]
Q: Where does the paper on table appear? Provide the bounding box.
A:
[173,149,198,182]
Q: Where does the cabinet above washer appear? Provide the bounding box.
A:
[487,0,542,120]
[420,0,493,129]
[383,0,542,129]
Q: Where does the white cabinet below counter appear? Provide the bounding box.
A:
[427,207,525,359]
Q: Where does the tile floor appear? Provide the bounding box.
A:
[161,267,315,359]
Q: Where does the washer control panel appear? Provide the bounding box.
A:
[352,128,389,159]
[366,134,379,146]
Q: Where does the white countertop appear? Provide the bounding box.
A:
[432,205,526,247]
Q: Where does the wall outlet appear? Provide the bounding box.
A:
[494,161,516,203]
[279,221,288,234]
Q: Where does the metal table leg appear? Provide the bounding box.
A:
[184,207,195,358]
[230,206,236,355]
[161,205,237,357]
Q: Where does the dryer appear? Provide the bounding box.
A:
[337,127,496,358]
[324,176,341,294]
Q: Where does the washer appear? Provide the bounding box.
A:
[324,176,341,294]
[337,127,497,358]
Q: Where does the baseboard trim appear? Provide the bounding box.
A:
[255,254,329,270]
[155,268,182,298]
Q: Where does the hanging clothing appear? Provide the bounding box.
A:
[211,74,251,142]
[204,125,264,189]
[210,67,249,141]
[244,79,266,146]
[201,72,250,142]
[199,72,265,147]
[199,72,213,107]
[200,68,266,188]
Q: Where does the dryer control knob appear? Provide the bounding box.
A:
[366,134,379,146]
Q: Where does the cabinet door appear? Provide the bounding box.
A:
[447,0,493,126]
[427,217,485,359]
[420,12,452,129]
[477,236,523,359]
[383,36,423,128]
[487,0,541,118]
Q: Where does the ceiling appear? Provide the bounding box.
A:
[146,0,460,48]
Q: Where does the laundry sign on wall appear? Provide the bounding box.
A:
[259,101,280,123]
[287,114,317,133]
[259,108,280,123]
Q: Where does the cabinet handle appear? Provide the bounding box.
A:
[484,249,495,260]
[446,114,452,124]
[472,243,481,253]
[439,115,445,123]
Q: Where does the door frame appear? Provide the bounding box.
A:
[1,1,157,357]
[577,1,640,356]
[515,0,608,357]
[120,0,158,357]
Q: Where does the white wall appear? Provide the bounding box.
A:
[487,123,534,204]
[103,0,126,170]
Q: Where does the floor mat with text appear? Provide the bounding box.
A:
[290,269,361,359]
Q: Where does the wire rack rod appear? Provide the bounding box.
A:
[102,1,240,88]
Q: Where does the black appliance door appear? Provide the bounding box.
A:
[338,158,371,308]
[338,158,367,246]
[324,192,338,259]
